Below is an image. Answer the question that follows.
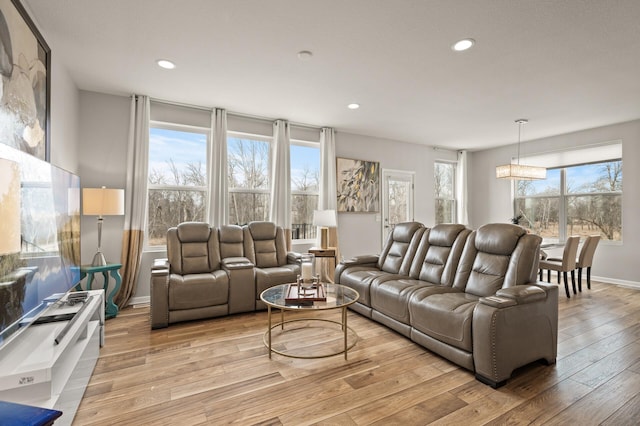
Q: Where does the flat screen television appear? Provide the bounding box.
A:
[0,143,81,350]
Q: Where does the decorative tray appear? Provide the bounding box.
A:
[285,283,327,303]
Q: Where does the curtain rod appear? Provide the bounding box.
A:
[148,96,323,131]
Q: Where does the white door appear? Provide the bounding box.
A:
[381,169,415,244]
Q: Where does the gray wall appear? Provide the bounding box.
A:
[335,131,456,259]
[468,119,640,286]
[75,91,640,305]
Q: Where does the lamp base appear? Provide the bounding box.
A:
[320,227,329,249]
[91,251,107,267]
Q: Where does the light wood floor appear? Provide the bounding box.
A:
[73,281,640,425]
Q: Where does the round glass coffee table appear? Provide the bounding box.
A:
[260,283,359,360]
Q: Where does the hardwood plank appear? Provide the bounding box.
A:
[71,281,640,425]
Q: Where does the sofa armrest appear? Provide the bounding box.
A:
[222,256,254,270]
[287,252,302,264]
[152,258,169,272]
[150,259,170,329]
[341,254,379,266]
[473,283,558,387]
[493,285,547,304]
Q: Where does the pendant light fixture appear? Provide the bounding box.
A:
[496,119,546,180]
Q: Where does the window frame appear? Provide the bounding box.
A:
[434,160,457,224]
[290,138,320,243]
[514,158,622,243]
[226,130,273,226]
[146,120,210,250]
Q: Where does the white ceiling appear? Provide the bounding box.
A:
[24,0,640,150]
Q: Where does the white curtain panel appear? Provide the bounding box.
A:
[124,95,150,235]
[118,94,150,307]
[319,127,337,210]
[208,108,228,226]
[456,149,469,225]
[269,119,291,228]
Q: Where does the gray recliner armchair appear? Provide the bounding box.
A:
[151,222,229,329]
[243,221,301,309]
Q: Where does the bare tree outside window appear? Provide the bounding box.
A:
[515,160,622,241]
[227,135,271,225]
[291,142,320,240]
[147,126,208,246]
[435,161,456,224]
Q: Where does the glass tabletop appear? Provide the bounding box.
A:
[260,283,359,310]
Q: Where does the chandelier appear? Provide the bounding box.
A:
[496,119,546,180]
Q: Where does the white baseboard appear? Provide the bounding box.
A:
[593,275,640,289]
[127,296,150,306]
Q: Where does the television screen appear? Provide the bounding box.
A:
[0,143,81,348]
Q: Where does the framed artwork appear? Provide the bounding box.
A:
[0,0,50,161]
[336,157,380,212]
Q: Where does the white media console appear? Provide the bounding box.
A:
[0,290,104,425]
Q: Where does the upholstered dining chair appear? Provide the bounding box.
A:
[539,236,580,298]
[576,235,601,291]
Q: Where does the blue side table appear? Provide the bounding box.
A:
[0,400,62,425]
[76,264,122,319]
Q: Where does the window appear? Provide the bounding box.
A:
[435,161,456,224]
[515,159,622,241]
[147,124,208,247]
[227,132,271,225]
[290,140,320,240]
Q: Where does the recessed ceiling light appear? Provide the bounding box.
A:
[452,38,475,52]
[297,50,313,61]
[157,59,176,69]
[347,103,360,110]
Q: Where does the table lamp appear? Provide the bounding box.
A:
[83,187,124,266]
[313,209,337,249]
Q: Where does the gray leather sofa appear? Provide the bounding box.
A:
[150,221,300,329]
[335,222,558,387]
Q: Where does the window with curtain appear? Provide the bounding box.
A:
[227,131,272,225]
[290,139,320,241]
[435,161,457,224]
[515,159,622,242]
[147,123,209,247]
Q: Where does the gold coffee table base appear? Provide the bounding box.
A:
[263,312,358,360]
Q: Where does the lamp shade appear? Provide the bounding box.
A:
[83,187,125,216]
[312,209,337,227]
[496,163,547,180]
[0,158,21,255]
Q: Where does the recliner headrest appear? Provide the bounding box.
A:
[176,222,211,243]
[219,225,243,243]
[475,223,526,255]
[392,222,423,243]
[429,224,467,246]
[247,221,277,240]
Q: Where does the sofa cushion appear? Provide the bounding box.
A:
[378,222,424,275]
[255,264,299,297]
[409,291,479,352]
[169,270,229,310]
[167,222,221,274]
[370,278,434,324]
[339,266,391,307]
[219,225,244,259]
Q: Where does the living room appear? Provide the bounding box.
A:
[1,0,640,424]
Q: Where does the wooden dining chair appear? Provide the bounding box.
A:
[539,236,580,298]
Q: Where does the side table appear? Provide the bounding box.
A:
[308,247,337,283]
[75,263,122,318]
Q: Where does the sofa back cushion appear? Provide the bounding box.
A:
[453,223,541,297]
[410,224,470,285]
[377,222,425,275]
[243,221,287,268]
[219,225,244,259]
[167,222,221,274]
